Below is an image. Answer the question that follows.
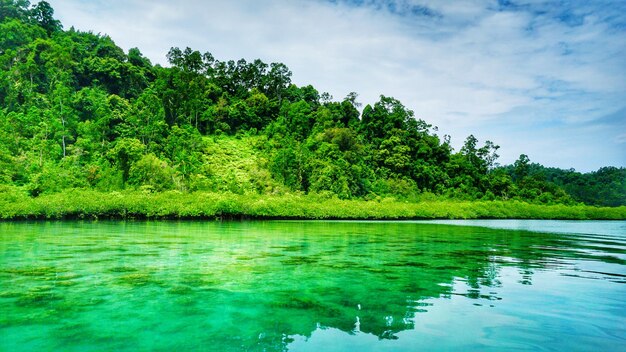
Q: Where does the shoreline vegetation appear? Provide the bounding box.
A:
[1,189,624,221]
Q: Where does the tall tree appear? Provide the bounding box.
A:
[29,1,60,34]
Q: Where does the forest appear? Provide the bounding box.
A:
[0,1,624,219]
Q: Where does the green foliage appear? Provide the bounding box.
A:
[107,138,145,182]
[0,1,621,220]
[0,0,32,22]
[501,161,626,207]
[196,135,283,194]
[29,1,60,34]
[0,190,623,220]
[127,153,174,191]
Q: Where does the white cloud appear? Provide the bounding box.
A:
[47,0,626,171]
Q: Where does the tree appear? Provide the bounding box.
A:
[129,88,167,150]
[266,62,291,103]
[0,0,31,22]
[164,125,203,182]
[284,100,313,140]
[128,153,174,191]
[270,138,307,191]
[30,1,60,34]
[513,154,530,181]
[127,47,151,69]
[107,138,145,183]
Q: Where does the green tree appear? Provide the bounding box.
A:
[164,125,203,184]
[513,154,530,182]
[128,153,174,191]
[0,0,31,22]
[29,1,60,34]
[107,138,145,183]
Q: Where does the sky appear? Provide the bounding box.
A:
[46,0,626,172]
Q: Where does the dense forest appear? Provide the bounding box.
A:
[1,0,624,213]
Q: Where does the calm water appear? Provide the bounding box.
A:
[1,220,625,351]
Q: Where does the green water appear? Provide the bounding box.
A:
[1,221,625,351]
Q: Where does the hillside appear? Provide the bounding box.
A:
[0,1,624,218]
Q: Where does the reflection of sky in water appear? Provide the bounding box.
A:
[421,219,626,237]
[288,267,626,351]
[0,221,625,351]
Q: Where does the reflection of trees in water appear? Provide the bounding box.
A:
[228,222,621,350]
[2,221,622,352]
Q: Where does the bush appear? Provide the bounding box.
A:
[128,154,174,191]
[0,190,624,220]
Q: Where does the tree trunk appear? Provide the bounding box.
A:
[60,96,66,157]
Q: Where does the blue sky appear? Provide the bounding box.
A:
[47,0,626,171]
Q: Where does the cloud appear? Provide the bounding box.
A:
[47,0,626,171]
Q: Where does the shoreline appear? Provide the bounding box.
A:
[1,190,624,221]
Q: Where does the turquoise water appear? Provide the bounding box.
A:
[1,220,625,351]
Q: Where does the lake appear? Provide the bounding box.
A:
[1,220,625,351]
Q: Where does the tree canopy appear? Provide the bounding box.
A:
[0,1,623,206]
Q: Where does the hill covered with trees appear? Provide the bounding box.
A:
[0,1,624,219]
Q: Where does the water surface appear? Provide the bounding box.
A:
[1,221,625,351]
